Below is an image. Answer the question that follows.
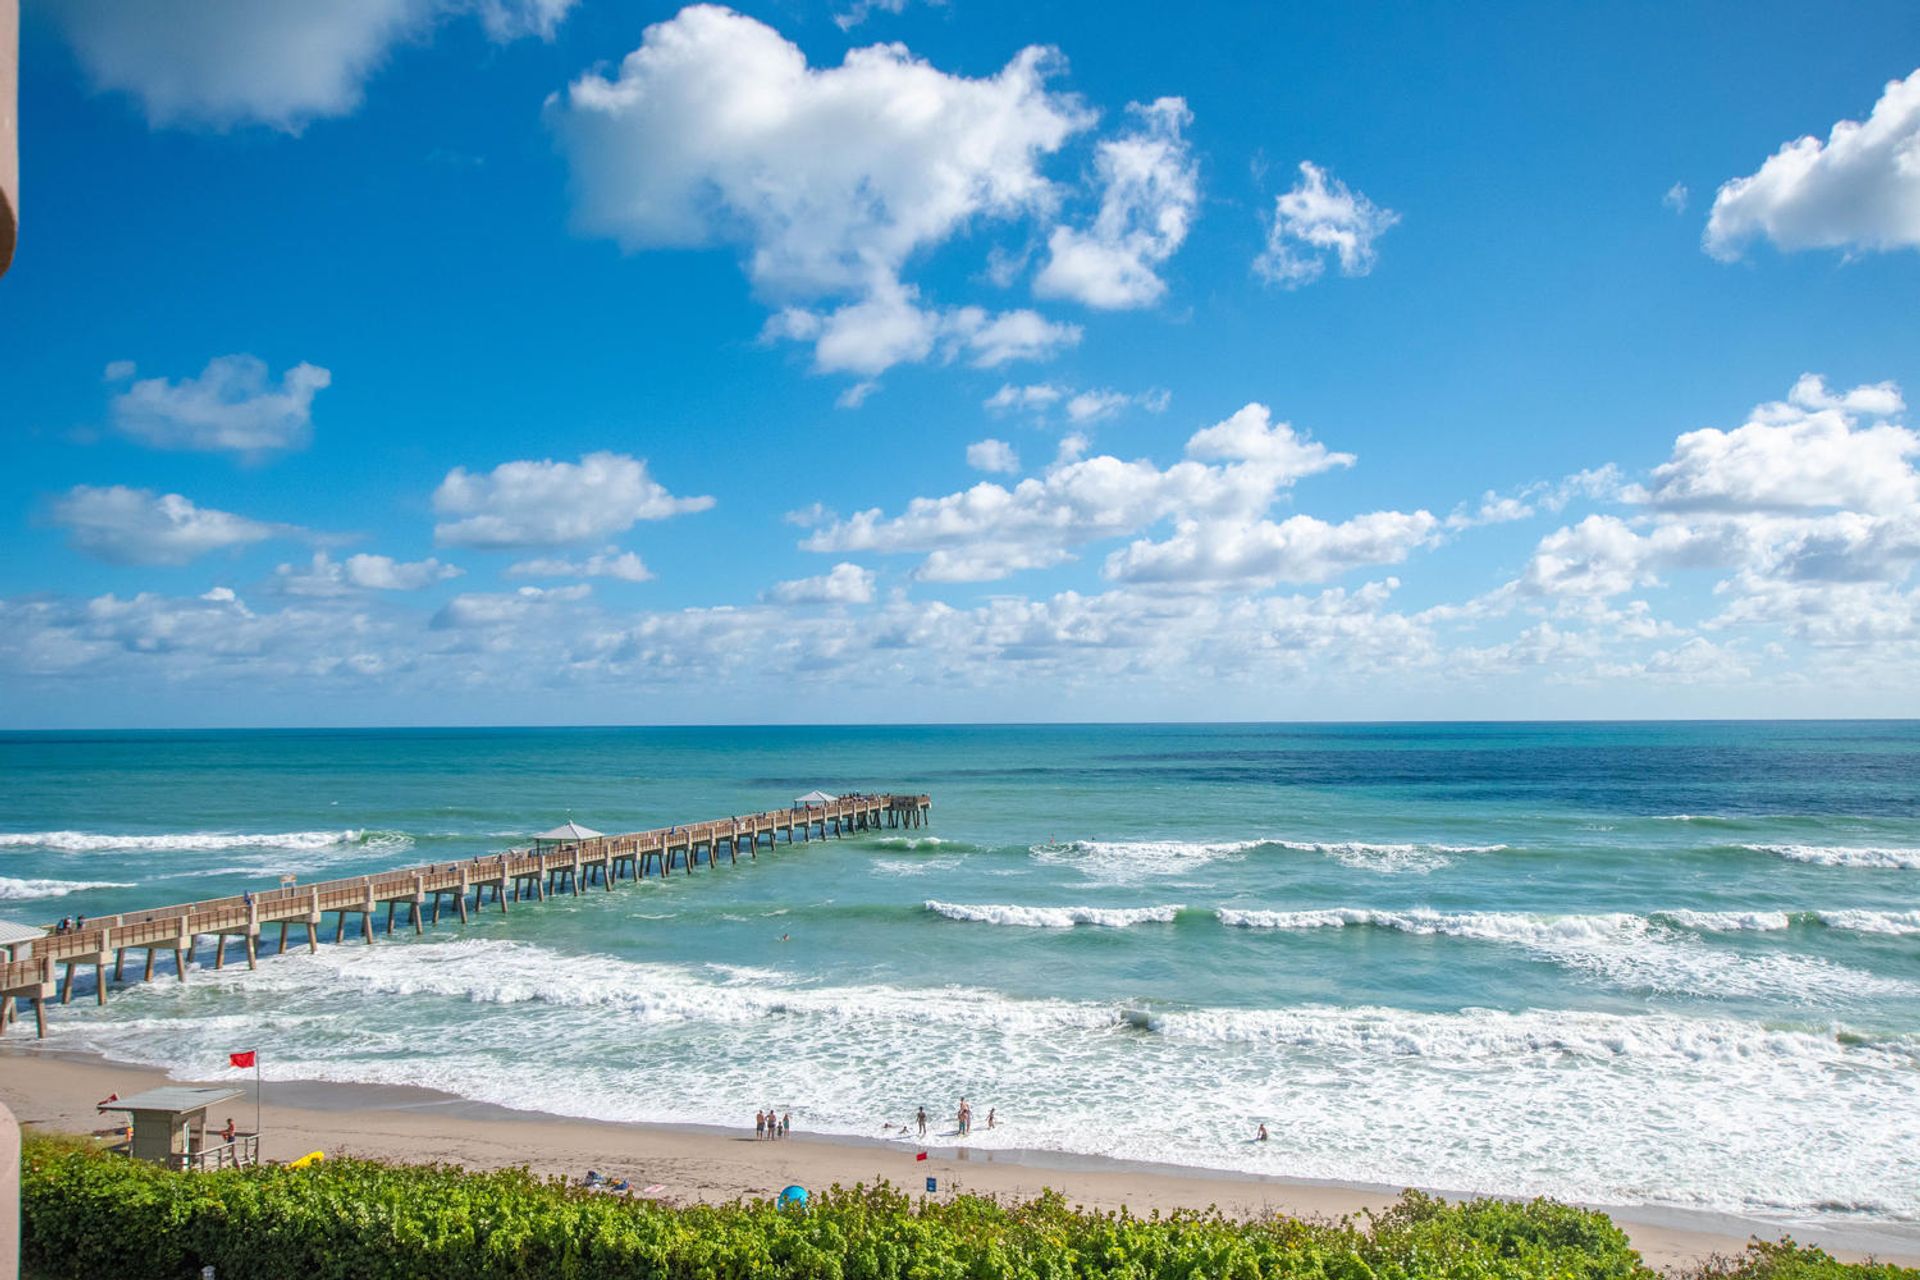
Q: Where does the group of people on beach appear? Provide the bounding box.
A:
[884,1100,995,1141]
[755,1108,791,1140]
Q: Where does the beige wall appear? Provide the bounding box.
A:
[0,0,16,278]
[0,1099,18,1280]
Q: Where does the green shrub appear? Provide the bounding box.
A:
[17,1136,1914,1280]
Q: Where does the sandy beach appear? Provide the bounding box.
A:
[5,1047,1914,1273]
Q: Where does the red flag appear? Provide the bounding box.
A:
[915,1151,928,1161]
[229,1051,256,1069]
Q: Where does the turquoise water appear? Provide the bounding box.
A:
[3,723,1918,1227]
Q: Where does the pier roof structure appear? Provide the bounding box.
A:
[0,920,43,950]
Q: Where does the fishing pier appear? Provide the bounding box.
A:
[0,792,931,1039]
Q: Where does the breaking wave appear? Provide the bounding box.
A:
[1273,840,1506,875]
[1030,836,1507,882]
[37,937,1920,1225]
[0,876,136,901]
[0,829,412,855]
[1030,838,1260,884]
[1816,909,1920,936]
[1746,844,1920,870]
[1213,907,1912,1001]
[925,900,1183,928]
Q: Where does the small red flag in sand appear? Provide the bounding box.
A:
[915,1151,928,1161]
[229,1050,256,1069]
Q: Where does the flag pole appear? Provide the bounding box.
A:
[254,1051,261,1154]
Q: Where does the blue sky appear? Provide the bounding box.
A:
[3,0,1918,726]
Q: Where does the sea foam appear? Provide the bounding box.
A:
[43,936,1920,1227]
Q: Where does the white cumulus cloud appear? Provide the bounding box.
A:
[50,485,286,566]
[766,562,876,605]
[274,551,462,596]
[433,452,714,551]
[549,4,1092,382]
[966,439,1020,474]
[49,0,576,132]
[1705,68,1920,261]
[1641,374,1914,513]
[108,354,331,453]
[1255,161,1399,287]
[505,548,655,583]
[1035,97,1198,309]
[1104,510,1440,591]
[804,402,1359,583]
[1509,376,1920,638]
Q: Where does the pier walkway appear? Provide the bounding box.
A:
[0,792,931,1039]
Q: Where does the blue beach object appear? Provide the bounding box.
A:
[778,1184,809,1209]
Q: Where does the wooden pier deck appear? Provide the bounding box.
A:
[0,792,930,1039]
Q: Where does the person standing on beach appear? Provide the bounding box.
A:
[755,1110,765,1139]
[782,1111,791,1139]
[916,1107,927,1138]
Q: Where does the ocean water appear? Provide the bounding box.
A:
[2,723,1918,1230]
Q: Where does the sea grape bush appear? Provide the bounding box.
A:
[19,1137,1916,1280]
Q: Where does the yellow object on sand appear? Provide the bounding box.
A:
[288,1151,325,1169]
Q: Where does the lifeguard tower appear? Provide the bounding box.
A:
[99,1087,258,1171]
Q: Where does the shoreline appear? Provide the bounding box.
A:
[5,1045,1917,1271]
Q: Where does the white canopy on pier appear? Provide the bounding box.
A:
[0,917,45,948]
[533,820,603,841]
[793,789,838,806]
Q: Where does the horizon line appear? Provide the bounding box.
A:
[3,716,1918,734]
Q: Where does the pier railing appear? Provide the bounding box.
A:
[1,792,930,1039]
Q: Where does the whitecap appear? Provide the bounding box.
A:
[1030,838,1258,885]
[0,829,407,854]
[1748,844,1920,871]
[925,900,1182,928]
[1214,907,1908,1002]
[1654,909,1793,932]
[0,876,136,901]
[1817,909,1920,936]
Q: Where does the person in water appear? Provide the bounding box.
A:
[987,1107,996,1130]
[1257,1123,1268,1142]
[916,1107,927,1137]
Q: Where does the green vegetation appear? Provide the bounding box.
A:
[20,1135,1916,1280]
